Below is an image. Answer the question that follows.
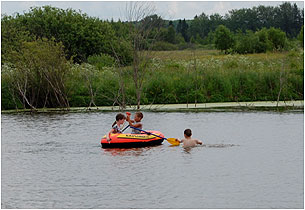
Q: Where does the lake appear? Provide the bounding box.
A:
[1,110,304,208]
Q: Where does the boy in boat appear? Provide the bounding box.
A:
[107,113,126,142]
[126,112,143,134]
[176,129,203,148]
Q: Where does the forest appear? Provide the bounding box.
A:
[1,2,304,110]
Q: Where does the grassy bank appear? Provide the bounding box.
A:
[2,50,304,110]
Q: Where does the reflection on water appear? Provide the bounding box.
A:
[102,144,238,156]
[1,111,304,209]
[102,146,155,157]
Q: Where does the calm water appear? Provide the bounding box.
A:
[1,111,304,208]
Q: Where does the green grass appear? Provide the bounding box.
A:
[2,50,304,110]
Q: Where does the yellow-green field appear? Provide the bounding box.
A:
[152,50,289,61]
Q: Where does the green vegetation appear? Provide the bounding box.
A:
[1,3,304,110]
[2,50,303,110]
[1,6,132,64]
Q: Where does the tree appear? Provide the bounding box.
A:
[267,27,287,50]
[6,38,71,110]
[226,8,260,32]
[141,14,165,30]
[189,12,209,40]
[181,19,189,42]
[1,14,34,64]
[223,2,303,38]
[124,2,161,109]
[255,5,276,29]
[209,13,224,32]
[275,2,303,37]
[176,19,182,34]
[256,28,273,52]
[165,25,176,44]
[10,6,120,63]
[298,25,304,48]
[214,25,234,53]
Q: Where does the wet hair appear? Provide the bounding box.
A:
[112,113,126,127]
[135,112,143,119]
[184,129,192,137]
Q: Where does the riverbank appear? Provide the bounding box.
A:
[2,51,304,110]
[2,100,303,113]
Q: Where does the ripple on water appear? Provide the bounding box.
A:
[1,111,303,209]
[203,143,240,148]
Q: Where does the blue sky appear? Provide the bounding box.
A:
[1,1,304,20]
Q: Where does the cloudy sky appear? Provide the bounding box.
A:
[1,1,304,20]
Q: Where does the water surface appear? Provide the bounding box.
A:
[1,111,304,208]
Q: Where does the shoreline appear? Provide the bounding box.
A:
[1,100,304,113]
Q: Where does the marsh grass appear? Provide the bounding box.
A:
[2,50,303,109]
[141,50,303,104]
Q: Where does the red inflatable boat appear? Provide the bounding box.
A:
[101,131,164,148]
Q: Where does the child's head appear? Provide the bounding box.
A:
[184,129,192,137]
[114,113,126,126]
[116,113,126,121]
[134,112,143,122]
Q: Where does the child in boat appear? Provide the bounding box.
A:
[126,112,143,134]
[107,113,126,142]
[176,129,203,148]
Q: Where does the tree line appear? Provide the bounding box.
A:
[1,2,304,110]
[2,2,304,64]
[143,2,304,52]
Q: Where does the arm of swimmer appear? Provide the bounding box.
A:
[176,139,184,143]
[196,139,203,145]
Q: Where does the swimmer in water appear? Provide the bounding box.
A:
[176,129,203,148]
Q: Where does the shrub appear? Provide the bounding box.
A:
[87,53,116,69]
[214,25,234,53]
[267,27,287,50]
[256,28,273,52]
[234,30,259,54]
[151,41,178,51]
[4,38,71,109]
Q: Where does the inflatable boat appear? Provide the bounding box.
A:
[101,131,164,148]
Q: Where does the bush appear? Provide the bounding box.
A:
[256,28,273,52]
[1,69,23,109]
[151,41,178,51]
[2,38,71,109]
[2,51,303,110]
[267,27,287,50]
[233,28,288,54]
[87,53,116,69]
[214,25,234,53]
[234,30,260,54]
[2,6,125,63]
